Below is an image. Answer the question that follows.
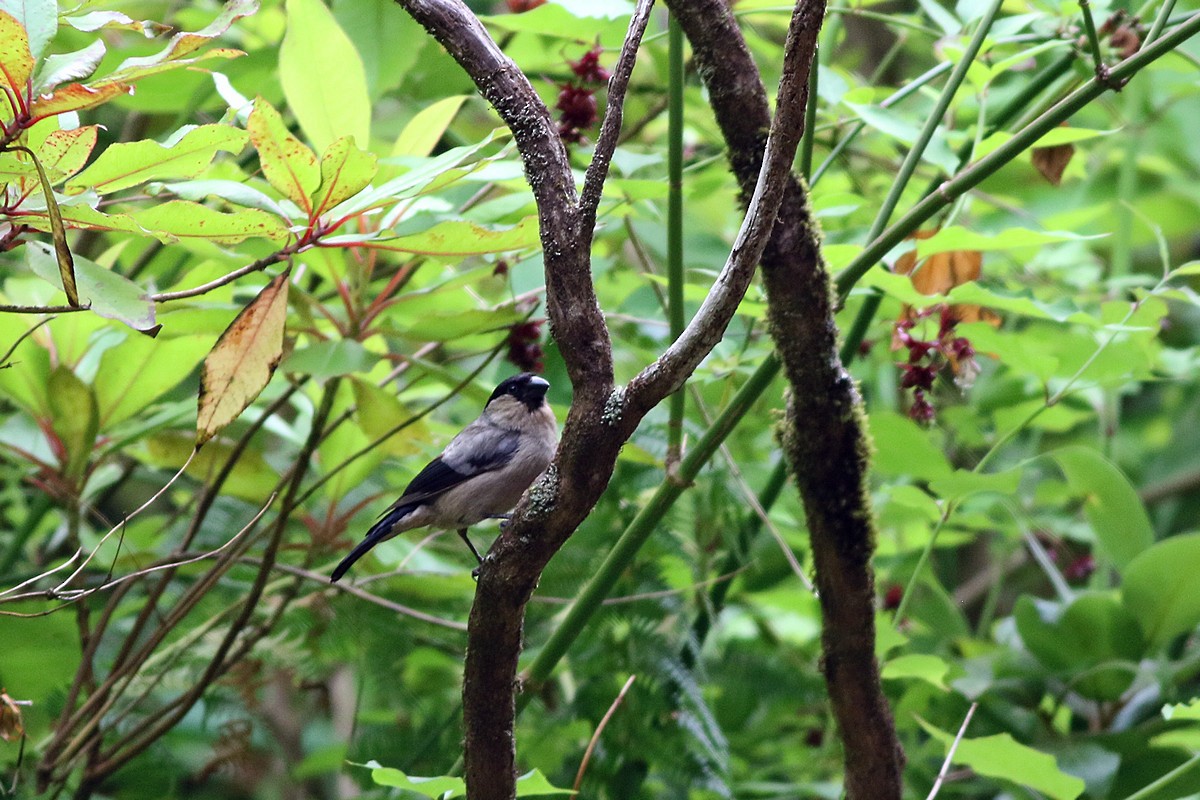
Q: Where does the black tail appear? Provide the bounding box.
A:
[330,505,413,582]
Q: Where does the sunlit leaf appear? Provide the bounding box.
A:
[106,0,257,81]
[37,125,99,182]
[0,0,56,61]
[66,124,249,195]
[365,217,541,256]
[248,96,320,214]
[392,96,468,158]
[311,137,378,218]
[0,10,36,101]
[881,653,949,690]
[94,334,209,429]
[134,200,289,244]
[196,270,290,446]
[280,0,370,154]
[29,81,132,121]
[34,40,106,93]
[282,340,374,380]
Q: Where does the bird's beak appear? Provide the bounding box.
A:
[529,376,550,390]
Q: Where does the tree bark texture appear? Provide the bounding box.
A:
[665,1,905,796]
[392,1,823,796]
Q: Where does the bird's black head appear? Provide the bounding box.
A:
[487,372,550,412]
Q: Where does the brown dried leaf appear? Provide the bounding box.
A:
[197,269,291,447]
[895,229,997,324]
[1032,142,1075,186]
[0,690,28,742]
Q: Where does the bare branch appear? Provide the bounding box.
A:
[578,0,656,233]
[573,674,636,793]
[926,703,977,800]
[627,0,824,412]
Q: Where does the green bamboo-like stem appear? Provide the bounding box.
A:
[519,354,781,701]
[835,11,1200,298]
[1078,0,1108,78]
[1146,0,1179,45]
[834,0,1003,362]
[811,62,951,186]
[800,60,819,178]
[667,14,686,463]
[868,0,1005,246]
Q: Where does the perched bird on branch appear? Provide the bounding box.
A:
[331,373,558,582]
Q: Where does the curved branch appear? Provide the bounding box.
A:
[578,0,656,235]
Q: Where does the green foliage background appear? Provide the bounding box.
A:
[2,0,1200,797]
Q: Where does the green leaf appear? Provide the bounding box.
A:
[133,200,289,244]
[975,127,1116,159]
[392,96,468,158]
[48,366,99,481]
[366,762,465,797]
[365,217,541,256]
[144,431,278,501]
[311,137,378,217]
[281,340,373,379]
[515,769,575,797]
[1014,593,1143,700]
[866,410,952,481]
[912,227,1105,259]
[361,762,570,799]
[1163,700,1200,722]
[248,96,320,213]
[94,334,209,429]
[0,0,56,61]
[25,241,156,331]
[1051,446,1154,570]
[196,270,290,446]
[1123,533,1200,648]
[280,0,370,154]
[881,653,949,690]
[919,719,1085,800]
[862,269,1098,326]
[37,125,99,183]
[929,467,1021,501]
[104,0,257,83]
[34,40,106,93]
[66,124,249,195]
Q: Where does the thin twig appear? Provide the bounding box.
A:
[579,0,656,234]
[926,702,977,800]
[573,674,636,793]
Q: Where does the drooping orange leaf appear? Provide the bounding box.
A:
[0,690,28,742]
[196,269,291,446]
[1032,142,1075,186]
[895,229,997,324]
[29,81,132,121]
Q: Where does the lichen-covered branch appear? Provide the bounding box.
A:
[663,0,905,796]
[392,1,827,797]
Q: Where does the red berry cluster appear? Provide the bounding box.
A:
[557,46,610,145]
[506,320,545,372]
[893,305,978,424]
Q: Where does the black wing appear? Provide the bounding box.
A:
[396,427,521,505]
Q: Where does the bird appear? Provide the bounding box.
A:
[330,372,558,582]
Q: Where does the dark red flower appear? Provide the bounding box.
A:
[506,320,545,372]
[569,46,610,84]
